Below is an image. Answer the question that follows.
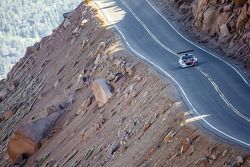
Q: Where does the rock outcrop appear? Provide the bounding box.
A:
[7,111,62,164]
[192,0,250,66]
[91,79,113,107]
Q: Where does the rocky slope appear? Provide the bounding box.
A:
[0,1,250,167]
[153,0,250,69]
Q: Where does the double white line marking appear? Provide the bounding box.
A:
[196,67,250,122]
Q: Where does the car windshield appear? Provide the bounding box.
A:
[182,54,194,60]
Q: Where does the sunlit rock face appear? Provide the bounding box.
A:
[0,0,82,80]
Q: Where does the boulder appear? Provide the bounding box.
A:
[202,7,217,32]
[74,74,85,91]
[63,12,70,19]
[192,0,210,28]
[67,93,76,105]
[94,54,101,65]
[81,19,88,27]
[113,59,123,66]
[7,80,17,92]
[91,79,113,107]
[107,72,116,81]
[220,23,230,37]
[109,143,119,156]
[223,4,233,12]
[236,156,244,165]
[164,130,177,143]
[25,46,38,56]
[236,3,249,30]
[222,149,228,157]
[7,111,61,164]
[247,4,250,16]
[245,31,250,40]
[125,65,134,76]
[45,105,59,116]
[95,42,106,55]
[0,113,4,123]
[0,88,9,102]
[53,79,60,88]
[72,27,80,35]
[179,2,190,13]
[216,12,230,29]
[63,19,71,29]
[3,110,14,120]
[80,38,88,50]
[180,138,191,154]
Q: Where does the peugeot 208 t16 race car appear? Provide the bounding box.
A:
[178,54,198,68]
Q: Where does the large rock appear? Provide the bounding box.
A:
[63,19,71,29]
[202,7,217,32]
[220,23,230,37]
[0,113,4,123]
[74,75,83,91]
[95,42,106,55]
[235,156,244,165]
[7,80,18,92]
[192,0,210,28]
[236,3,249,30]
[179,2,190,13]
[45,104,59,116]
[0,110,14,123]
[247,3,250,15]
[7,111,62,164]
[3,110,14,120]
[0,88,9,102]
[25,45,38,56]
[223,4,233,12]
[91,79,113,107]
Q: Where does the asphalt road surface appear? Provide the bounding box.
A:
[95,0,250,149]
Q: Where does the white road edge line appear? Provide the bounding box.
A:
[146,0,250,87]
[120,0,250,123]
[93,0,250,147]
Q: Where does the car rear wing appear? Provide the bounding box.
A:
[177,50,194,55]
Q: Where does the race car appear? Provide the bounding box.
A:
[178,54,198,68]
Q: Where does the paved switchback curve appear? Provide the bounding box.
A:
[94,0,250,149]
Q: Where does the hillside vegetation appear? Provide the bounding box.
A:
[0,0,81,79]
